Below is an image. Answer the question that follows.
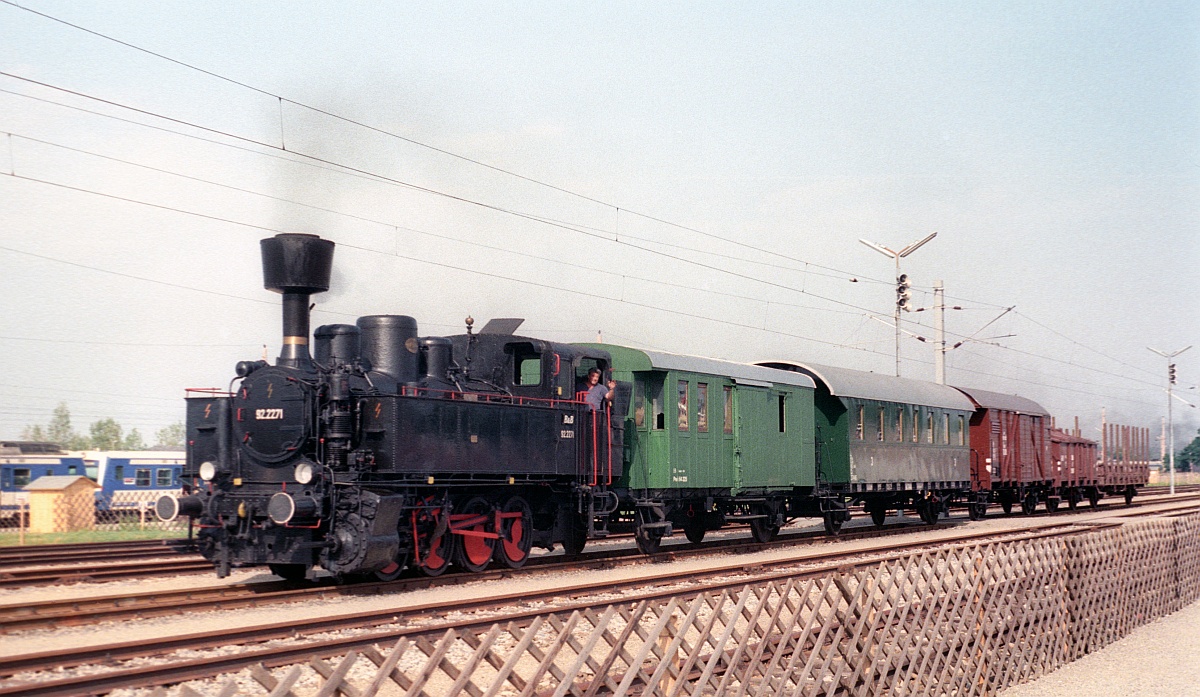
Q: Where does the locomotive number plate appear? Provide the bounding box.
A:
[255,408,284,420]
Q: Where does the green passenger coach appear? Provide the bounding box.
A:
[759,361,986,524]
[575,344,853,551]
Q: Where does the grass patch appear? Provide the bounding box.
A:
[0,527,190,546]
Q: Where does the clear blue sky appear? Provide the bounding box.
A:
[1,1,1196,447]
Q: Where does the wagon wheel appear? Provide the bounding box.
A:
[750,513,780,544]
[684,515,707,544]
[1087,489,1100,509]
[969,501,988,521]
[1124,488,1135,506]
[919,500,939,525]
[494,496,533,569]
[452,497,495,573]
[868,505,887,528]
[635,526,663,554]
[823,511,843,535]
[1020,493,1037,515]
[1000,499,1013,516]
[1067,491,1080,511]
[1045,498,1060,513]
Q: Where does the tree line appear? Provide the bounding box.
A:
[1177,429,1200,472]
[21,403,185,451]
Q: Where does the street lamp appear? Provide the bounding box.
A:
[1149,345,1191,495]
[859,232,937,377]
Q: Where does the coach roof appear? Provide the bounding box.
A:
[952,386,1050,416]
[603,347,817,390]
[757,360,975,411]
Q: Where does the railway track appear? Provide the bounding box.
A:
[4,511,1181,697]
[0,538,194,565]
[0,517,937,632]
[0,487,1194,590]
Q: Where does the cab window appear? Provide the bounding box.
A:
[508,343,541,386]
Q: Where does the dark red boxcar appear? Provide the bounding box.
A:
[954,387,1053,514]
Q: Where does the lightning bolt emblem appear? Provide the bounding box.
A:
[267,382,274,399]
[204,404,212,419]
[374,402,382,418]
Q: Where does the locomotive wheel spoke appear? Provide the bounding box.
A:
[494,495,533,569]
[453,497,495,573]
[374,552,408,581]
[413,507,450,577]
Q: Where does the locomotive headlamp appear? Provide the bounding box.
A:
[199,461,217,481]
[294,461,316,484]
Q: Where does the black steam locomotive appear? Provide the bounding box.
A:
[158,233,625,580]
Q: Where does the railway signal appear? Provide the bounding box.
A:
[859,232,937,377]
[896,274,912,312]
[1149,345,1192,495]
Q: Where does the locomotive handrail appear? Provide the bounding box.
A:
[186,388,233,397]
[398,385,586,409]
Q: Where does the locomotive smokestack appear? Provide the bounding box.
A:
[260,234,335,368]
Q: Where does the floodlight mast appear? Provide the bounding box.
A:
[859,232,937,377]
[1149,345,1192,495]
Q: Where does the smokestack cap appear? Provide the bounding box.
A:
[261,234,334,295]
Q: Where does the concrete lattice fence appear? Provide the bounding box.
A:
[179,514,1200,697]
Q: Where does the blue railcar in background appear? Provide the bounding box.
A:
[0,442,88,522]
[87,451,186,513]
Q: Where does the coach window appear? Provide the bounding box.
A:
[877,406,885,441]
[677,380,689,431]
[912,409,919,443]
[67,464,79,475]
[157,469,173,487]
[943,413,951,444]
[114,465,124,484]
[135,469,151,487]
[958,415,966,445]
[778,394,787,433]
[896,409,904,442]
[723,386,733,434]
[650,378,665,430]
[634,380,646,429]
[926,412,934,444]
[13,468,30,487]
[856,405,864,440]
[697,383,709,433]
